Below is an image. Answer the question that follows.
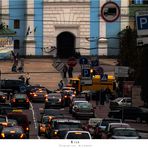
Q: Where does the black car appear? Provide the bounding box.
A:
[0,79,27,93]
[0,105,13,115]
[0,126,26,139]
[45,93,63,109]
[108,107,148,123]
[47,118,82,139]
[10,93,30,109]
[26,86,49,102]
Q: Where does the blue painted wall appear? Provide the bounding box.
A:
[34,0,43,55]
[90,0,99,55]
[9,0,26,55]
[106,0,121,55]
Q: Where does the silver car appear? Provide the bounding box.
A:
[109,97,132,110]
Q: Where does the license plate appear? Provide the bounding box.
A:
[18,100,24,102]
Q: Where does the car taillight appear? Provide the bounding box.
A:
[26,98,29,103]
[20,134,25,139]
[26,127,29,131]
[1,133,5,138]
[44,94,48,97]
[12,98,16,102]
[33,93,37,97]
[64,96,67,98]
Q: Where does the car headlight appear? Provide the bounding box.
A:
[54,131,58,135]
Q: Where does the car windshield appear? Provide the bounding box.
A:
[66,132,91,139]
[2,127,23,134]
[42,116,50,123]
[15,94,26,99]
[54,122,81,129]
[44,109,63,116]
[101,119,121,126]
[0,117,6,122]
[113,129,138,137]
[78,103,92,109]
[8,115,28,125]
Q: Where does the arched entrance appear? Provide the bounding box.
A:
[57,31,75,58]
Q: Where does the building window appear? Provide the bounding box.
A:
[14,40,20,49]
[131,0,148,4]
[14,20,20,29]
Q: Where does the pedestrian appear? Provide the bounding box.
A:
[68,66,73,78]
[58,80,64,90]
[19,75,25,83]
[25,72,30,85]
[100,89,106,106]
[105,87,111,103]
[18,58,24,73]
[62,64,68,78]
[96,90,100,106]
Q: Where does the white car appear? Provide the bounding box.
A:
[64,130,92,139]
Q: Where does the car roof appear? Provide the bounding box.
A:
[14,93,27,97]
[74,100,88,103]
[52,119,81,123]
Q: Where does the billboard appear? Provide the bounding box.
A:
[0,38,13,59]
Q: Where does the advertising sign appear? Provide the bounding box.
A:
[0,38,13,59]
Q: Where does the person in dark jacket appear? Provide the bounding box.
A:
[62,64,68,78]
[68,66,73,78]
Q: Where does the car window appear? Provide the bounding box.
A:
[127,99,132,103]
[7,114,28,125]
[100,119,121,126]
[0,117,6,122]
[113,129,138,137]
[66,132,91,139]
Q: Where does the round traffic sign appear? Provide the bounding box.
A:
[101,1,120,22]
[79,57,88,65]
[67,57,77,67]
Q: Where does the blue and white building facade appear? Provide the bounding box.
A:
[0,0,130,57]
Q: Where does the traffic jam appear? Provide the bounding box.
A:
[0,75,148,139]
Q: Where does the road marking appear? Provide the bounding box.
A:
[30,102,38,129]
[30,102,40,139]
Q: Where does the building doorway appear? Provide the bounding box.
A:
[57,31,75,58]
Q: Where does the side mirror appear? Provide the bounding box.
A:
[93,107,96,109]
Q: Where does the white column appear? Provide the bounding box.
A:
[25,0,35,55]
[99,0,108,56]
[1,0,9,25]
